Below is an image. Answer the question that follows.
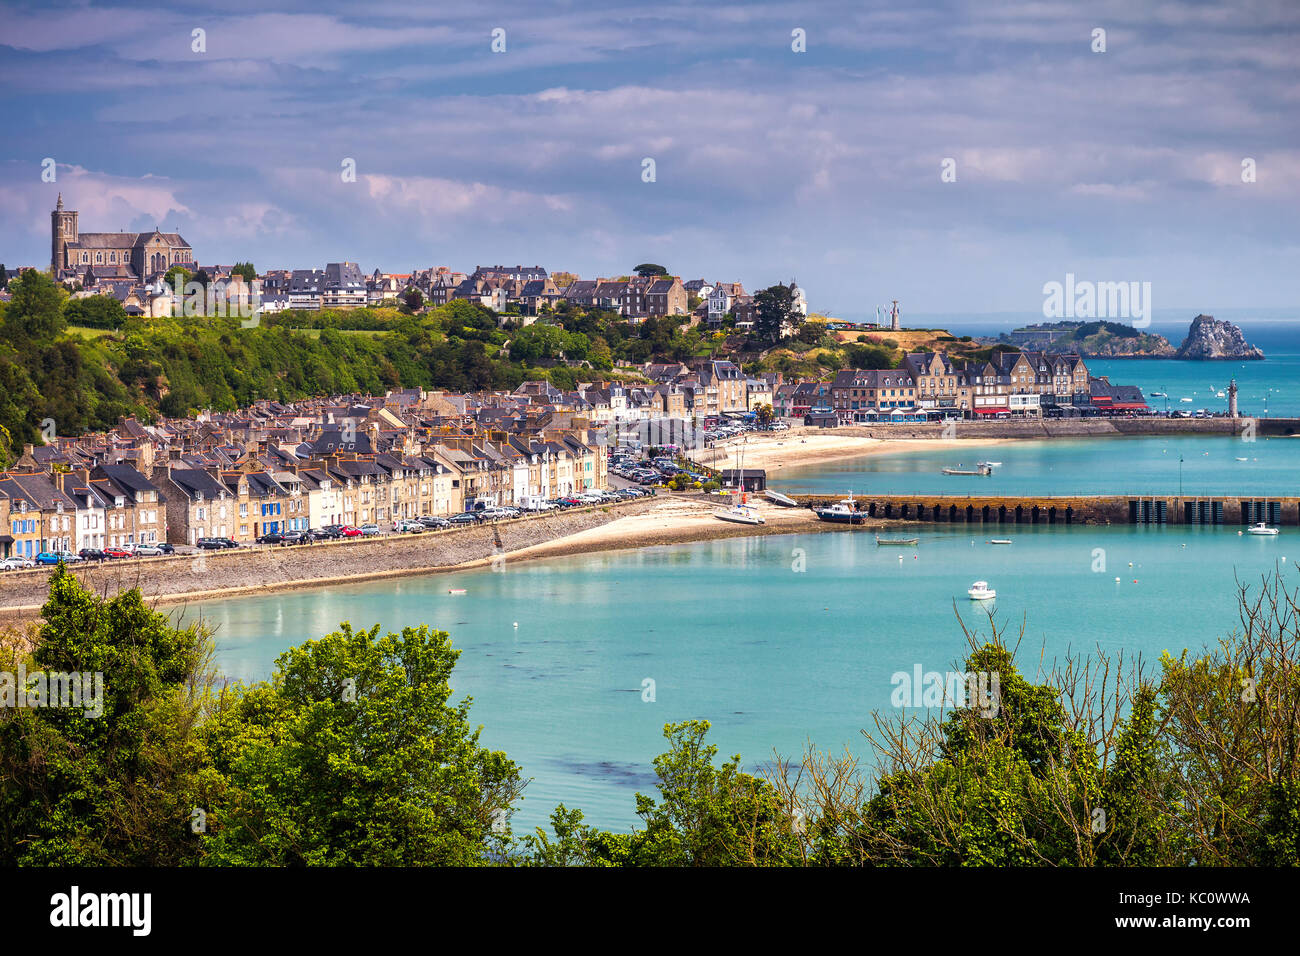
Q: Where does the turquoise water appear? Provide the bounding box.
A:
[199,523,1296,833]
[1087,352,1300,418]
[770,434,1300,497]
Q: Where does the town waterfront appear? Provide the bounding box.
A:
[201,518,1296,833]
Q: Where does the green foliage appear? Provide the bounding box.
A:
[231,262,257,282]
[2,269,66,346]
[633,263,669,277]
[201,621,522,866]
[0,568,213,865]
[64,294,128,330]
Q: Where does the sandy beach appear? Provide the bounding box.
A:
[695,430,1014,474]
[501,494,880,565]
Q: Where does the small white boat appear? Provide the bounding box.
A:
[967,580,996,600]
[1150,391,1166,397]
[1235,457,1249,462]
[715,503,765,526]
[989,538,1012,545]
[1180,397,1194,403]
[982,461,1003,467]
[448,588,467,594]
[764,489,798,507]
[1247,522,1279,536]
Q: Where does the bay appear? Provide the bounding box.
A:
[200,521,1293,833]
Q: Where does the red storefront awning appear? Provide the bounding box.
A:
[974,407,1009,415]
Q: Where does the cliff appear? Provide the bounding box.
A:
[1175,315,1264,360]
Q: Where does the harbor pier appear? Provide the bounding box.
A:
[796,494,1300,526]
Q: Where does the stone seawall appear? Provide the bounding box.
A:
[807,418,1300,440]
[0,500,653,616]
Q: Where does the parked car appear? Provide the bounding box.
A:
[448,512,481,525]
[314,526,344,539]
[418,516,451,529]
[103,547,133,559]
[196,537,239,550]
[0,556,35,571]
[256,532,286,545]
[359,524,382,536]
[394,520,425,533]
[78,548,107,561]
[36,551,84,565]
[281,530,313,545]
[133,543,166,556]
[339,525,364,537]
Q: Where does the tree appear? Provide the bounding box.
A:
[0,264,8,289]
[202,621,524,865]
[64,295,128,330]
[634,263,669,277]
[164,265,192,291]
[0,569,214,865]
[402,287,424,313]
[756,403,774,425]
[753,284,796,343]
[1,269,66,347]
[231,262,258,282]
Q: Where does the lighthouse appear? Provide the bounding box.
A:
[1228,378,1238,418]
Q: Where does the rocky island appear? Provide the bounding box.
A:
[1175,314,1265,360]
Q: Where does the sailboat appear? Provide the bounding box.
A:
[714,435,766,525]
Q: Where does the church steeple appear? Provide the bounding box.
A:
[56,193,64,211]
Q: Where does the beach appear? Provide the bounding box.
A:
[695,429,1014,474]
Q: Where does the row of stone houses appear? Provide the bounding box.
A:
[0,388,610,556]
[827,351,1144,422]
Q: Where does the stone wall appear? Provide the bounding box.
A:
[795,418,1299,440]
[0,500,650,616]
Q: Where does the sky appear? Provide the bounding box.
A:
[2,0,1298,321]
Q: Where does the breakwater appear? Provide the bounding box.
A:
[796,493,1300,526]
[814,417,1300,440]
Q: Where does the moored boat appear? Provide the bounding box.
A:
[814,493,868,525]
[989,538,1012,545]
[764,489,799,507]
[942,464,992,476]
[967,580,996,600]
[1247,521,1279,536]
[875,535,918,546]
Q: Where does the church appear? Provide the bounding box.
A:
[50,195,195,283]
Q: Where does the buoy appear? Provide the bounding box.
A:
[1115,577,1121,583]
[513,622,519,628]
[1128,562,1133,567]
[1133,579,1138,583]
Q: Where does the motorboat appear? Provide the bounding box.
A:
[1247,522,1279,536]
[942,463,992,476]
[715,503,765,525]
[1235,457,1249,462]
[814,493,868,525]
[875,535,918,546]
[989,538,1013,545]
[982,461,1003,467]
[967,581,996,600]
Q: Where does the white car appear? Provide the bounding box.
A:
[0,556,36,571]
[133,543,165,556]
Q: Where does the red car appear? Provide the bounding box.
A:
[103,547,133,559]
[339,526,363,537]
